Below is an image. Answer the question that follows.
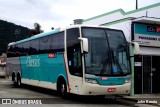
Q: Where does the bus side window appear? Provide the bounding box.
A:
[39,36,51,54]
[51,32,64,52]
[30,39,39,55]
[7,45,15,58]
[22,42,30,56]
[13,45,17,57]
[17,44,22,56]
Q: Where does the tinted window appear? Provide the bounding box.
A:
[30,39,39,55]
[67,28,79,47]
[7,45,16,58]
[17,44,22,56]
[51,32,64,52]
[39,36,51,53]
[22,42,30,56]
[12,45,18,57]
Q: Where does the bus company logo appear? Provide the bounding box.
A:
[101,77,108,80]
[48,53,56,58]
[26,57,40,67]
[147,26,160,33]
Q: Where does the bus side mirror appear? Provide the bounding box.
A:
[129,42,140,55]
[78,37,88,53]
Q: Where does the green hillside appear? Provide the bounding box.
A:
[0,19,30,54]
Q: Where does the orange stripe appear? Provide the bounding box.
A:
[63,53,70,93]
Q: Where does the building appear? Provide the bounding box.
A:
[83,2,160,94]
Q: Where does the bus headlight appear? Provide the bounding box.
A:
[85,78,98,84]
[125,78,131,83]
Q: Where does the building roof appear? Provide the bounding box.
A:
[83,2,160,23]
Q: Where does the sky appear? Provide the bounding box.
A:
[0,0,160,32]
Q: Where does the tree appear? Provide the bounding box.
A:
[30,22,43,37]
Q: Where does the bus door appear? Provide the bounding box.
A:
[67,28,83,94]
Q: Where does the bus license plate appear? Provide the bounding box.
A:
[108,88,116,92]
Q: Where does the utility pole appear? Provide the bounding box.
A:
[136,0,138,9]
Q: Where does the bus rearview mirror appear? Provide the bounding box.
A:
[78,37,88,53]
[130,42,140,55]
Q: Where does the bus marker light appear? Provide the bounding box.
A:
[101,77,108,80]
[48,53,56,58]
[108,88,116,92]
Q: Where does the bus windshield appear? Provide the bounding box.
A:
[82,27,130,76]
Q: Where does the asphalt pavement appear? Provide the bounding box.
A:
[0,77,159,107]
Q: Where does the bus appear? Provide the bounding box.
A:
[6,25,139,97]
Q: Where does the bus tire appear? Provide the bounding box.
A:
[57,79,67,98]
[12,73,17,86]
[16,73,21,87]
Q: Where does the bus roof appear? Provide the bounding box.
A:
[15,28,60,44]
[8,42,16,46]
[12,25,120,45]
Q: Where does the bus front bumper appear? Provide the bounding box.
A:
[80,82,130,95]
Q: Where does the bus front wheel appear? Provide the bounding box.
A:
[57,80,67,98]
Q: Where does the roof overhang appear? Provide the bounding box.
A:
[131,17,160,25]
